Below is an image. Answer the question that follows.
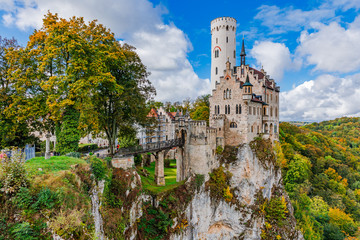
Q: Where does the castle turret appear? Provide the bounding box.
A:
[242,74,252,100]
[210,17,237,90]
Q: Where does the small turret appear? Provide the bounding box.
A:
[242,74,252,100]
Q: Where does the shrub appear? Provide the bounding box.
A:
[208,166,232,201]
[90,157,106,181]
[32,187,59,210]
[11,222,35,240]
[216,145,223,155]
[138,206,173,239]
[49,209,85,239]
[195,174,205,191]
[14,187,34,209]
[65,152,81,158]
[0,149,29,197]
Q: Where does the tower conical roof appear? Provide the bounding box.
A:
[243,74,253,86]
[240,38,246,56]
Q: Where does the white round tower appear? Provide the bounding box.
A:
[210,17,237,90]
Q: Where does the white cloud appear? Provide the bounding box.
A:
[0,0,209,101]
[254,5,335,34]
[250,41,300,81]
[297,16,360,73]
[280,74,360,121]
[327,0,360,10]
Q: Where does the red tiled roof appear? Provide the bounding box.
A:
[147,108,158,117]
[265,79,274,90]
[249,67,265,79]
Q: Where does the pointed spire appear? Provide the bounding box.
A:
[243,74,253,86]
[240,37,246,57]
[240,37,246,65]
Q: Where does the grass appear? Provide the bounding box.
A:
[140,159,185,194]
[25,156,87,176]
[79,143,94,147]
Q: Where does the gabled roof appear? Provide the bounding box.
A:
[147,108,158,117]
[249,67,265,79]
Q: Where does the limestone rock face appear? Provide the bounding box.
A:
[123,143,304,240]
[170,144,304,240]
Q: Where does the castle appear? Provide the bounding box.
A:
[119,17,280,185]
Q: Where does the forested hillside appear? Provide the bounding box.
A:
[278,118,360,240]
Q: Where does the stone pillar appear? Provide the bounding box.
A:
[45,133,51,160]
[176,147,184,182]
[155,151,165,186]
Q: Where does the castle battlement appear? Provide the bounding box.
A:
[189,120,207,126]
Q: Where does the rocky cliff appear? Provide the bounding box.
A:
[105,139,304,240]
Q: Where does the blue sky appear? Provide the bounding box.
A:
[1,0,360,121]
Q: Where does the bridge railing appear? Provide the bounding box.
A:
[116,138,184,156]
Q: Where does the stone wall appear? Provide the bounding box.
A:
[112,156,134,169]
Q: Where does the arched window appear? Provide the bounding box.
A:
[270,123,273,134]
[253,107,256,115]
[229,90,232,99]
[223,90,226,99]
[226,36,228,43]
[251,126,253,133]
[249,106,252,115]
[270,107,273,117]
[228,105,230,114]
[239,104,242,114]
[234,50,236,58]
[236,104,238,114]
[275,107,278,117]
[230,122,237,128]
[225,105,227,114]
[226,89,229,99]
[264,124,269,134]
[215,49,219,58]
[215,67,218,75]
[226,25,229,31]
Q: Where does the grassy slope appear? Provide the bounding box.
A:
[25,156,86,175]
[140,159,185,194]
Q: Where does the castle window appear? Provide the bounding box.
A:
[241,68,244,75]
[275,107,278,117]
[245,87,247,93]
[251,126,253,133]
[218,105,220,114]
[228,105,230,114]
[226,25,229,31]
[215,49,219,58]
[223,90,226,99]
[270,107,273,117]
[230,122,237,128]
[239,104,242,114]
[229,90,232,99]
[263,107,266,115]
[215,67,218,75]
[226,36,228,43]
[253,107,256,115]
[249,106,252,115]
[225,105,227,114]
[274,124,277,133]
[226,89,229,99]
[215,105,217,114]
[234,50,236,58]
[216,38,218,44]
[257,126,259,134]
[276,95,278,102]
[236,104,238,114]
